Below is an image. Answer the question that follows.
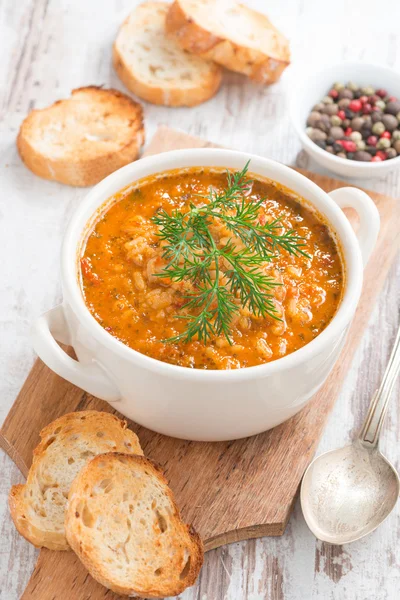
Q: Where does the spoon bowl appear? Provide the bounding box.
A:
[301,441,400,544]
[301,315,400,544]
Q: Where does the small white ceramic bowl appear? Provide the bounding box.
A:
[31,149,380,441]
[290,62,400,179]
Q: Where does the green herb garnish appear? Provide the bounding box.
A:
[152,162,307,345]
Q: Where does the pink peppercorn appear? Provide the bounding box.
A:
[359,95,368,104]
[376,89,387,98]
[388,96,397,103]
[380,131,391,139]
[369,95,379,104]
[371,155,383,162]
[328,89,339,99]
[341,140,357,152]
[367,135,378,146]
[372,106,381,112]
[349,100,362,112]
[376,150,387,160]
[338,110,346,120]
[363,103,372,114]
[344,127,353,136]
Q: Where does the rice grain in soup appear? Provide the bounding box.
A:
[80,167,344,369]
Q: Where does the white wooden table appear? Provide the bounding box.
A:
[1,1,400,598]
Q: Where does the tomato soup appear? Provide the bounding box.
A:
[80,168,344,369]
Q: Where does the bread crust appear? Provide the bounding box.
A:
[9,484,70,551]
[17,87,145,187]
[66,453,204,597]
[9,411,143,550]
[166,1,290,84]
[113,2,222,107]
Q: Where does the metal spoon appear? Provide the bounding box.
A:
[300,322,400,544]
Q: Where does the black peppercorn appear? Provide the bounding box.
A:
[371,111,384,123]
[315,140,327,150]
[344,108,355,119]
[361,126,372,138]
[366,146,377,156]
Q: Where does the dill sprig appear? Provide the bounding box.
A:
[151,162,308,345]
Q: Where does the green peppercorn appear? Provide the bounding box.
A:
[372,122,385,135]
[333,82,345,91]
[361,85,375,95]
[397,112,400,122]
[375,100,386,110]
[356,140,366,150]
[392,130,400,141]
[322,96,334,104]
[376,138,391,149]
[330,115,342,126]
[350,131,362,142]
[347,82,359,92]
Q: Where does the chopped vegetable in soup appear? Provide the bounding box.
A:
[80,167,344,369]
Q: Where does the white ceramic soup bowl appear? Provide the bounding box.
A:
[32,149,380,441]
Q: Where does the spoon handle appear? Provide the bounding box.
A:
[359,318,400,448]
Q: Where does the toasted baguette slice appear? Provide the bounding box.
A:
[17,87,144,186]
[9,411,143,551]
[166,0,290,84]
[66,453,203,598]
[113,1,222,107]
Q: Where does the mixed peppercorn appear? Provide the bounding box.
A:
[306,82,400,162]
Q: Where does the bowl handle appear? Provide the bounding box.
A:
[328,188,380,267]
[31,305,120,402]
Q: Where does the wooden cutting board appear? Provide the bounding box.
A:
[1,126,399,600]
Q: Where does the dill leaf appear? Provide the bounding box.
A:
[151,162,308,345]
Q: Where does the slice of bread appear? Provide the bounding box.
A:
[113,2,222,107]
[66,453,204,598]
[9,411,143,551]
[17,86,145,186]
[166,0,290,83]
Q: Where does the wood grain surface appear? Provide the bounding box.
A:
[1,126,400,600]
[1,1,400,599]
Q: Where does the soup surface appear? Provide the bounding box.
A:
[80,168,344,369]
